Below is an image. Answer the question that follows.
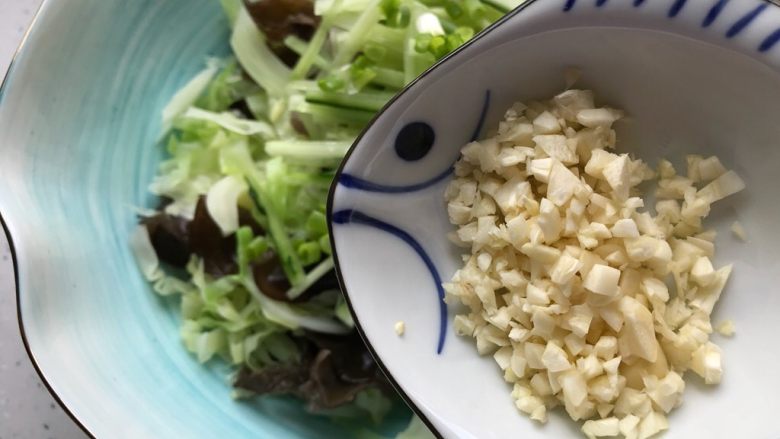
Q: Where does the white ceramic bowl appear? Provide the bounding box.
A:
[329,0,780,437]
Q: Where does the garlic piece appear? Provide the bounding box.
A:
[583,264,621,297]
[445,89,743,439]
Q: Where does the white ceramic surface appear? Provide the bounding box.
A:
[0,1,88,437]
[329,0,780,437]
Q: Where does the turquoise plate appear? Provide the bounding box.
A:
[0,0,409,437]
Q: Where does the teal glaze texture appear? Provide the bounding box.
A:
[0,1,408,437]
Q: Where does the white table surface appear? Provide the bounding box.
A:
[0,0,90,437]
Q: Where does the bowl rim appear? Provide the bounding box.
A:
[3,0,779,437]
[0,0,97,436]
[0,0,536,436]
[326,0,780,436]
[324,0,548,435]
[1,213,98,438]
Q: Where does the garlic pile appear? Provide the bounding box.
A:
[443,89,744,439]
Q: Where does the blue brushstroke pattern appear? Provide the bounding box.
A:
[470,89,492,142]
[703,0,729,27]
[759,28,780,52]
[596,0,608,7]
[668,0,687,18]
[726,3,767,38]
[633,0,645,6]
[564,0,576,11]
[339,166,453,193]
[332,209,447,354]
[338,90,491,193]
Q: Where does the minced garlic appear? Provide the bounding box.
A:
[443,89,744,439]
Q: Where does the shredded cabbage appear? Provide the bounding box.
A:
[396,416,435,439]
[334,294,355,327]
[265,140,352,163]
[182,107,275,137]
[219,0,242,27]
[231,8,291,95]
[130,225,163,282]
[161,60,220,134]
[286,257,335,299]
[178,257,309,367]
[136,0,524,431]
[206,175,247,235]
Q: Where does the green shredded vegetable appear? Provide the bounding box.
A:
[136,0,524,434]
[231,8,291,95]
[396,416,436,439]
[161,60,219,134]
[219,0,242,26]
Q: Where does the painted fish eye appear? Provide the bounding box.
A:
[395,121,435,161]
